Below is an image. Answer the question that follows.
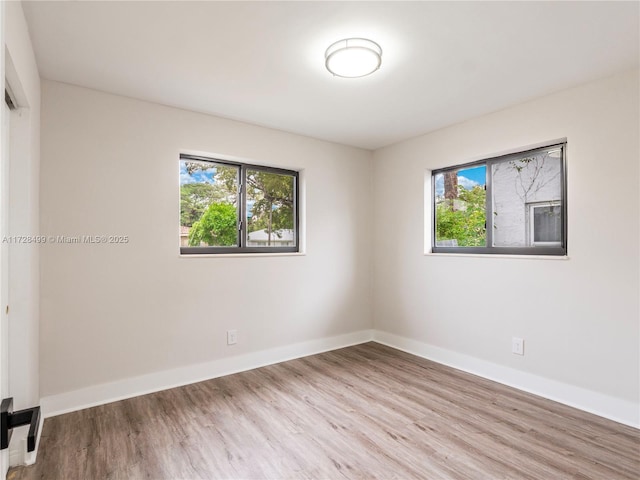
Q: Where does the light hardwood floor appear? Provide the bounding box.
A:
[8,342,640,479]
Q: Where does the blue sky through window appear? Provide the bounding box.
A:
[435,164,486,196]
[179,161,217,185]
[460,165,486,186]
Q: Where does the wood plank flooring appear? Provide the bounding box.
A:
[8,342,640,479]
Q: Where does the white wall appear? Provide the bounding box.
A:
[38,66,638,427]
[4,0,41,466]
[372,69,639,425]
[40,80,372,399]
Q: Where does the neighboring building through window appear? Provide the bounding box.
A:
[432,142,566,255]
[180,154,298,254]
[528,201,562,247]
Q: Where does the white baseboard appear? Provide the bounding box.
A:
[372,330,639,429]
[41,329,374,418]
[40,328,638,431]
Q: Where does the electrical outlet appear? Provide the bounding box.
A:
[227,330,237,345]
[512,337,524,355]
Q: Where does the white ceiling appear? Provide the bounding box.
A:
[22,1,639,150]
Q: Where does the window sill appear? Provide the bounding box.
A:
[179,252,306,258]
[424,252,569,260]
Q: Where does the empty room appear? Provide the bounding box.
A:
[1,1,638,479]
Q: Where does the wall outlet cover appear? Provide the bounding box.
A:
[512,337,524,355]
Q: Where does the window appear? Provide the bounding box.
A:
[432,142,566,255]
[180,154,299,254]
[528,202,562,247]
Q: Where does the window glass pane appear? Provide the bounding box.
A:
[532,204,562,243]
[179,160,239,247]
[492,148,562,247]
[434,165,486,247]
[246,169,295,247]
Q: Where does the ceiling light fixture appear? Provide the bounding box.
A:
[325,38,382,78]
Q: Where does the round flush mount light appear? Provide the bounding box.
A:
[325,38,382,78]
